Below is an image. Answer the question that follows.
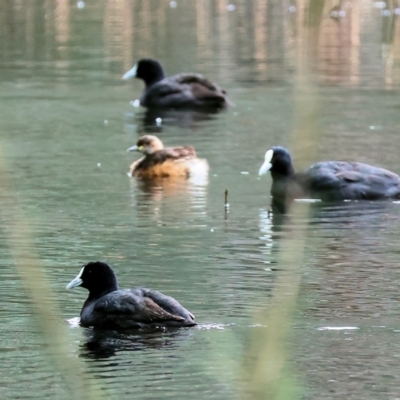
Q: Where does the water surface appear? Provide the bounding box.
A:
[1,1,400,399]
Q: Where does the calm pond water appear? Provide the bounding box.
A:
[1,0,400,399]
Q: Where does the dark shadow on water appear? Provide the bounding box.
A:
[271,197,400,220]
[308,200,400,226]
[131,108,222,133]
[79,327,195,360]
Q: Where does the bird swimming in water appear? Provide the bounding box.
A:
[127,134,209,179]
[259,146,400,212]
[66,261,197,330]
[122,58,232,110]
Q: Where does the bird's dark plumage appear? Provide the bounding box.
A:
[259,146,400,212]
[122,58,232,110]
[127,134,208,178]
[66,261,196,330]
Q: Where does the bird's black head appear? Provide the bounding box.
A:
[258,146,295,178]
[122,58,165,87]
[66,261,119,297]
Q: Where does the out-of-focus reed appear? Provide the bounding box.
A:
[0,145,105,399]
[240,1,323,399]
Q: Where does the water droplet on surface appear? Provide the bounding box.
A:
[227,4,236,11]
[103,120,108,126]
[288,5,296,13]
[97,163,101,168]
[155,117,162,126]
[240,171,249,175]
[369,125,376,130]
[77,1,85,9]
[381,9,391,16]
[170,1,177,8]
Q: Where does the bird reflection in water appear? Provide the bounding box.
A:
[129,175,208,226]
[258,207,292,269]
[138,108,220,133]
[79,327,194,360]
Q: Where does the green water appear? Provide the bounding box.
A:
[1,1,400,399]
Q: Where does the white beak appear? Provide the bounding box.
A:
[258,149,274,176]
[122,64,138,80]
[126,145,138,152]
[66,267,84,289]
[258,161,272,176]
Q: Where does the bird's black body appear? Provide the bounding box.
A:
[260,146,400,212]
[124,59,232,110]
[67,261,196,330]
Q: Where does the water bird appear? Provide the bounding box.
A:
[66,261,197,330]
[127,134,209,179]
[259,146,400,212]
[122,58,232,110]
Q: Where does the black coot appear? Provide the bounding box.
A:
[122,58,232,110]
[259,146,400,212]
[66,261,196,330]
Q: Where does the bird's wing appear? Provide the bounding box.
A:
[163,146,197,160]
[141,288,196,321]
[93,290,186,324]
[307,161,400,199]
[174,73,226,93]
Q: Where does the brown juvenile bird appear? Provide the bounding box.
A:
[122,58,232,110]
[127,135,209,179]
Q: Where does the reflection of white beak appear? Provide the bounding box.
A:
[258,161,272,176]
[122,64,138,80]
